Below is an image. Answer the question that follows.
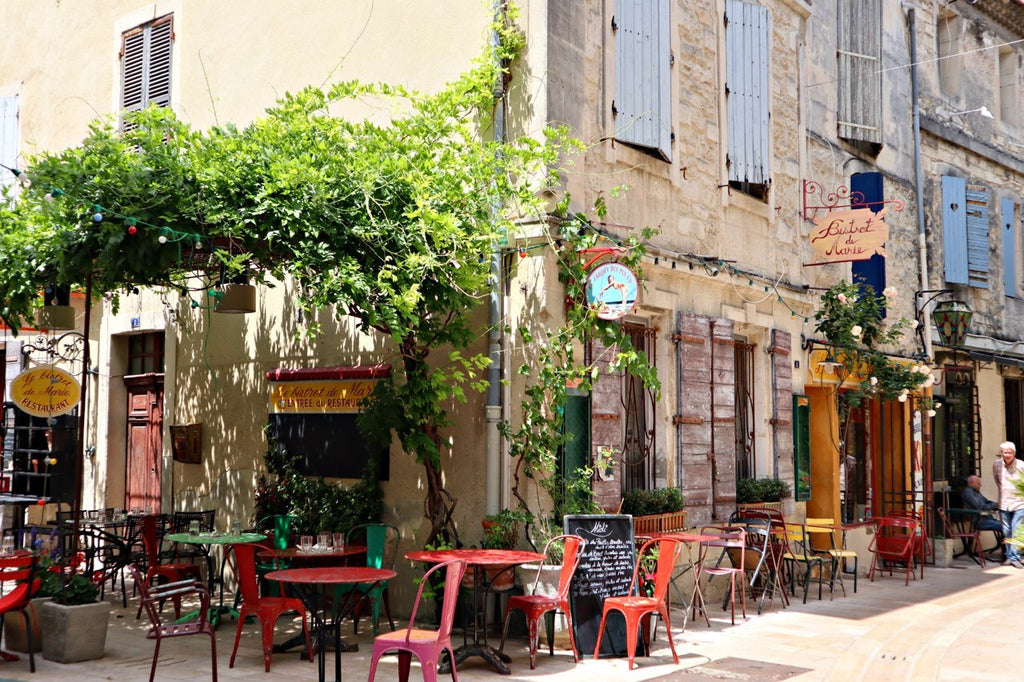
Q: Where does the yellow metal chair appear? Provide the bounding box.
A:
[805,517,858,594]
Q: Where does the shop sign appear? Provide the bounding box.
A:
[10,365,81,417]
[269,379,378,414]
[808,207,889,265]
[808,350,923,391]
[585,262,638,320]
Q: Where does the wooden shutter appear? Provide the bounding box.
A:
[0,96,17,189]
[942,175,968,285]
[837,0,882,144]
[120,14,173,128]
[725,0,771,186]
[1003,198,1017,297]
[613,0,672,161]
[851,172,887,310]
[966,186,990,289]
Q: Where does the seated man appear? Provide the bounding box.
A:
[962,474,1005,558]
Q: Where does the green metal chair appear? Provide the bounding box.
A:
[343,523,400,635]
[255,515,296,597]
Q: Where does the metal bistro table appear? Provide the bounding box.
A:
[406,548,545,675]
[641,531,718,631]
[267,566,396,682]
[165,531,266,626]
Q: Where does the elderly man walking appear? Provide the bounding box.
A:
[993,441,1024,568]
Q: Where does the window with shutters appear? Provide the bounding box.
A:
[120,14,173,131]
[725,0,771,201]
[612,0,672,161]
[0,95,19,193]
[999,48,1019,128]
[837,0,882,154]
[1002,198,1018,298]
[942,175,990,289]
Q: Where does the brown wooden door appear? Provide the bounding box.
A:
[124,373,163,512]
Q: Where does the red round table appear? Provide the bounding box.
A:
[268,566,396,682]
[257,545,367,566]
[406,548,544,675]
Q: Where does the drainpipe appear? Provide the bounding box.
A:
[709,319,717,520]
[909,5,933,360]
[485,0,506,516]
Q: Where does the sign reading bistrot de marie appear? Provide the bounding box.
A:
[10,365,81,417]
[807,207,889,265]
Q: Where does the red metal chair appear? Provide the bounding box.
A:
[0,553,40,673]
[498,534,585,669]
[129,563,217,682]
[592,537,684,671]
[868,517,918,585]
[888,508,929,578]
[136,514,202,619]
[367,558,467,682]
[694,526,747,625]
[228,543,312,672]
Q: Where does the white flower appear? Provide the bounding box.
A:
[851,325,863,338]
[927,409,937,417]
[934,402,942,409]
[837,293,848,304]
[882,286,898,299]
[910,364,919,374]
[911,319,920,329]
[869,376,878,386]
[923,376,935,387]
[898,394,907,403]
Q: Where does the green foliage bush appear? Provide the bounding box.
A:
[621,487,685,517]
[736,477,792,504]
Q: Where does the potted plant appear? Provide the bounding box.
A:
[736,477,792,514]
[477,509,531,591]
[40,554,110,663]
[621,487,686,534]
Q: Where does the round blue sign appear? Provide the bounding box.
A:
[585,262,638,320]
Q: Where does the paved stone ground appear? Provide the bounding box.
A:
[0,558,1019,681]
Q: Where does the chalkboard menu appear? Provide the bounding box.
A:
[564,514,641,658]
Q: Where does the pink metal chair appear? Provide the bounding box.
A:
[228,543,312,672]
[592,537,684,671]
[499,534,585,669]
[367,558,467,682]
[695,525,747,625]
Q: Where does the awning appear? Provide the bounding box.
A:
[265,364,391,381]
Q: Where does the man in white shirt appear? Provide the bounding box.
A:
[992,441,1024,568]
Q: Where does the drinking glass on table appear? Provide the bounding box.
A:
[317,533,330,549]
[188,520,201,536]
[1,535,13,557]
[332,532,345,550]
[231,520,242,537]
[299,535,314,552]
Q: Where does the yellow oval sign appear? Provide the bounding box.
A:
[10,366,81,418]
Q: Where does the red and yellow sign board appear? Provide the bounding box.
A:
[808,207,889,265]
[10,366,81,417]
[269,380,377,414]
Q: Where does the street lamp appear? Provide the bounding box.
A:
[915,289,972,353]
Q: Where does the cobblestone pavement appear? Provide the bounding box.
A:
[0,559,1018,681]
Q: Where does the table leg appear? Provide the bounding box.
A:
[438,565,513,675]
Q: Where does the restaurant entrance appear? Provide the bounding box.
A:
[124,373,163,512]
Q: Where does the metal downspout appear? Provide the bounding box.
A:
[709,319,717,520]
[909,6,932,360]
[485,1,506,516]
[674,312,683,489]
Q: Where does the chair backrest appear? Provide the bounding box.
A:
[406,559,467,643]
[229,543,265,605]
[347,523,400,570]
[172,510,216,534]
[871,516,918,558]
[141,514,167,565]
[536,534,585,599]
[0,553,39,611]
[631,537,683,602]
[938,507,977,537]
[129,563,169,627]
[735,517,770,578]
[803,518,838,551]
[258,515,295,550]
[700,525,747,572]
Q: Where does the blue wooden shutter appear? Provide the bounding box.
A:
[726,0,771,186]
[1003,198,1017,297]
[614,0,672,161]
[942,175,968,285]
[0,95,17,190]
[966,186,990,289]
[837,0,882,144]
[851,172,886,310]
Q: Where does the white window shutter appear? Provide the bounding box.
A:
[837,0,882,144]
[0,95,18,190]
[120,14,173,129]
[726,0,771,186]
[614,0,672,161]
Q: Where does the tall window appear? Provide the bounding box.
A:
[725,0,771,201]
[837,0,882,152]
[0,95,19,193]
[1006,378,1024,454]
[937,11,962,96]
[613,0,672,161]
[1000,47,1019,127]
[120,14,173,130]
[621,322,656,491]
[1003,198,1019,298]
[734,339,755,480]
[942,175,990,289]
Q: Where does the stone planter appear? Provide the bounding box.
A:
[933,538,957,568]
[40,600,111,663]
[3,596,50,653]
[515,563,566,632]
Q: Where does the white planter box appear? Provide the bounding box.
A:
[40,600,110,663]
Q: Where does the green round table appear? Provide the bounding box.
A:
[165,531,266,626]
